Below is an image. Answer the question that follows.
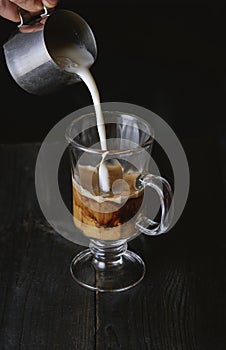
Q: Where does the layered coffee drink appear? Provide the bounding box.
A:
[60,44,146,241]
[72,162,144,241]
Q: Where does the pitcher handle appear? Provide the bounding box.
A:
[17,5,49,28]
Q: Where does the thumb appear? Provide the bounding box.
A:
[42,0,59,9]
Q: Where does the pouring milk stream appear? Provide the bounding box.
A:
[53,44,112,193]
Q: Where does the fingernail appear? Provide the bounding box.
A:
[43,0,58,5]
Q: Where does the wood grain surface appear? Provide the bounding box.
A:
[0,142,225,349]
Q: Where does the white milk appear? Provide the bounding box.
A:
[54,44,110,192]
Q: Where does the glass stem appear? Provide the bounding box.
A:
[89,240,127,268]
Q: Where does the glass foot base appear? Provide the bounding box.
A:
[70,248,145,292]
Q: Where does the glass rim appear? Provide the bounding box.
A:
[65,110,155,155]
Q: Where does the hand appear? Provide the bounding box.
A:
[0,0,59,22]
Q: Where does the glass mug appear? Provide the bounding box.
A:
[65,110,173,292]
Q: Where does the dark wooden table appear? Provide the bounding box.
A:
[0,140,226,350]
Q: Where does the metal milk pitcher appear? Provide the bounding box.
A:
[3,8,97,95]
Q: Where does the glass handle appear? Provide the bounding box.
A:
[136,174,174,236]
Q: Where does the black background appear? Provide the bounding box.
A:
[0,1,225,144]
[1,2,226,348]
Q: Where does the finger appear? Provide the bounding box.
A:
[9,0,43,13]
[9,0,58,13]
[42,0,58,9]
[0,0,20,22]
[19,16,47,32]
[19,22,43,33]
